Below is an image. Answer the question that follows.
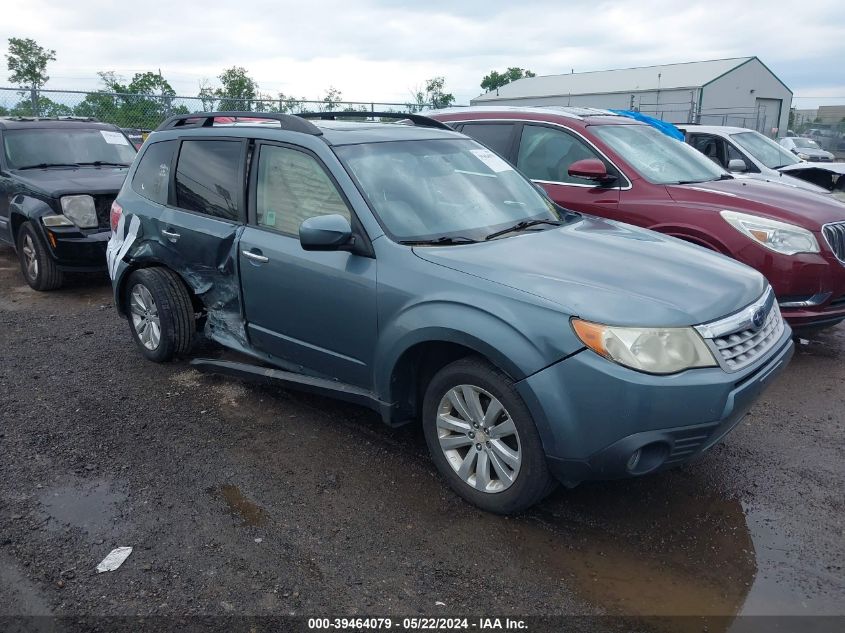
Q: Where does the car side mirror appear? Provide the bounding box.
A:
[727,158,748,173]
[568,158,616,183]
[299,214,354,251]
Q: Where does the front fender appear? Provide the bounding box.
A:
[9,194,55,243]
[374,299,578,403]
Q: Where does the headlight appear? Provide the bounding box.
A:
[60,195,98,229]
[571,319,717,374]
[720,210,819,255]
[41,214,74,227]
[797,152,810,160]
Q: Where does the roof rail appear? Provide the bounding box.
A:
[156,111,323,135]
[0,115,99,122]
[296,111,453,131]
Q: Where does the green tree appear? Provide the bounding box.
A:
[215,66,258,111]
[480,67,536,92]
[411,77,455,110]
[321,87,343,112]
[197,79,216,112]
[6,37,57,116]
[6,37,55,89]
[74,71,183,129]
[11,96,72,117]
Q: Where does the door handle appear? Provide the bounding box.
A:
[161,229,180,242]
[242,250,269,264]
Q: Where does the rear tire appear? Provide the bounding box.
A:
[422,357,556,514]
[16,222,63,291]
[125,267,195,362]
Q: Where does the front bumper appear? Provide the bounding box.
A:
[38,223,110,272]
[516,328,794,486]
[739,248,845,329]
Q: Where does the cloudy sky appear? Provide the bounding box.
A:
[1,0,843,108]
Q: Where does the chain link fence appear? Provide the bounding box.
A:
[0,87,443,131]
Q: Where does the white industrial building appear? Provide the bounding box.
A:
[471,57,792,136]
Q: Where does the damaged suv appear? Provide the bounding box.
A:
[0,117,136,289]
[108,112,793,513]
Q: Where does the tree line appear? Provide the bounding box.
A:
[2,38,464,129]
[3,37,538,129]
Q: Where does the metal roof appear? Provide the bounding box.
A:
[473,57,756,102]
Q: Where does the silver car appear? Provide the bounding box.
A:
[678,124,845,202]
[778,136,835,162]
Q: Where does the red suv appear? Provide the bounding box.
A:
[431,107,845,330]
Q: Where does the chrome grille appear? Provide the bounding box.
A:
[822,222,845,263]
[710,307,783,372]
[695,288,784,373]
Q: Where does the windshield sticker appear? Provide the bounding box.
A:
[470,149,513,173]
[101,130,130,145]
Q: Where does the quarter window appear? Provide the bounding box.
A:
[460,123,515,158]
[174,140,243,220]
[255,145,351,236]
[517,125,605,184]
[131,140,176,205]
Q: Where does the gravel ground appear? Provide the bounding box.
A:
[0,244,843,631]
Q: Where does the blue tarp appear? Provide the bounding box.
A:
[609,110,686,141]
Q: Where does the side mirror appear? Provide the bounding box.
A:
[299,214,353,251]
[727,158,748,173]
[568,158,616,183]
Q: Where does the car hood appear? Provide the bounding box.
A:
[413,216,766,328]
[790,148,831,158]
[666,177,845,227]
[731,171,829,195]
[779,161,845,176]
[11,167,128,196]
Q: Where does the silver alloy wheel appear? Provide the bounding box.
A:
[436,384,522,493]
[129,283,162,350]
[22,235,38,281]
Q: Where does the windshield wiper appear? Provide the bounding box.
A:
[485,219,561,241]
[399,236,478,246]
[16,163,82,170]
[75,161,131,167]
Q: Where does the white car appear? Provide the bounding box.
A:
[678,124,845,203]
[779,136,835,162]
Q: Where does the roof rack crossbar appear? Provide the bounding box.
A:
[296,111,453,131]
[155,111,323,135]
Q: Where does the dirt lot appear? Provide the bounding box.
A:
[0,244,843,631]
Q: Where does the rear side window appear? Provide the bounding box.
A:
[460,123,514,157]
[255,145,351,236]
[131,140,176,205]
[174,140,243,221]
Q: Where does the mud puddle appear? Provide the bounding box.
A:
[212,484,268,527]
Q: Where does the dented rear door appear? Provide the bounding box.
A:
[159,137,248,347]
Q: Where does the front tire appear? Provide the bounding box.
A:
[422,357,555,514]
[16,222,63,291]
[125,268,195,362]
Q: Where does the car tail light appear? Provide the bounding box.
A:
[110,201,123,232]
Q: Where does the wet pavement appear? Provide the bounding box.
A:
[0,244,843,630]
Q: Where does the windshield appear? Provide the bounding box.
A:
[593,124,726,185]
[3,128,136,169]
[335,138,560,242]
[791,138,820,149]
[730,131,799,169]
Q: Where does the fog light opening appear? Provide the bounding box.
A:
[626,449,642,472]
[627,442,669,475]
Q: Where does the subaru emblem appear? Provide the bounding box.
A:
[751,307,766,330]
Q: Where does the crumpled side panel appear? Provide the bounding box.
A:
[107,213,250,349]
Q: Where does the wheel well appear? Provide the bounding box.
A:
[389,341,503,424]
[117,264,203,316]
[10,213,27,244]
